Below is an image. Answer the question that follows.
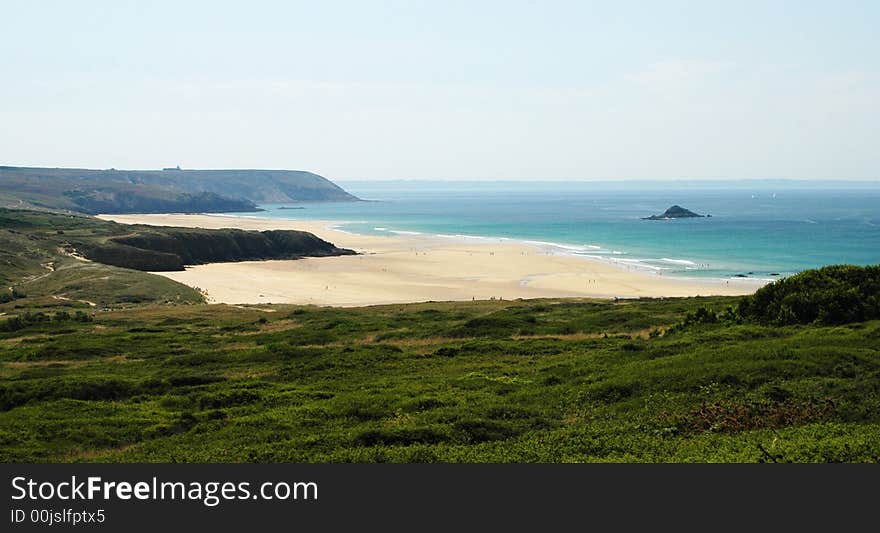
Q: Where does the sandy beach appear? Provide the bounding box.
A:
[98,213,766,306]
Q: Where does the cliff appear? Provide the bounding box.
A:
[0,166,360,214]
[78,227,355,271]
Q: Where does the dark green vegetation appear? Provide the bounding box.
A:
[81,226,354,271]
[739,265,880,325]
[1,292,877,462]
[0,166,358,214]
[0,209,351,304]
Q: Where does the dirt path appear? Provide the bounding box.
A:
[51,295,97,307]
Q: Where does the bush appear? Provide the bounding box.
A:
[738,265,880,325]
[0,310,92,331]
[685,307,718,326]
[1,312,48,332]
[0,316,24,332]
[666,306,719,334]
[1,288,26,303]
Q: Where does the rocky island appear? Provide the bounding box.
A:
[643,205,708,220]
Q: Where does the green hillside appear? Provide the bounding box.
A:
[0,208,353,303]
[0,166,359,214]
[0,295,877,463]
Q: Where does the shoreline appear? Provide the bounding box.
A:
[97,213,768,306]
[203,212,784,283]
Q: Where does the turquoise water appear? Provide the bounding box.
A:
[232,181,880,280]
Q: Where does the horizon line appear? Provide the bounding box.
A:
[3,164,878,183]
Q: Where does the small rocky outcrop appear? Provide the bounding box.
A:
[643,205,706,220]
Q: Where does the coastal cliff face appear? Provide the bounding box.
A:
[0,166,360,214]
[643,205,705,220]
[84,227,356,271]
[0,208,355,305]
[126,168,360,203]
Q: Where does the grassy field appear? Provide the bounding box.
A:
[1,295,878,462]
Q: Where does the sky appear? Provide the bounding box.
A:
[1,0,878,180]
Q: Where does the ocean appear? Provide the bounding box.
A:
[232,180,880,280]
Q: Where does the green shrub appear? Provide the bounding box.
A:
[353,428,447,447]
[738,265,880,325]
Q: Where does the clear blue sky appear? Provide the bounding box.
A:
[1,0,877,180]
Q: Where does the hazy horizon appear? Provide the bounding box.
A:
[3,164,878,185]
[2,1,878,181]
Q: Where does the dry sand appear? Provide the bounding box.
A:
[98,213,766,307]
